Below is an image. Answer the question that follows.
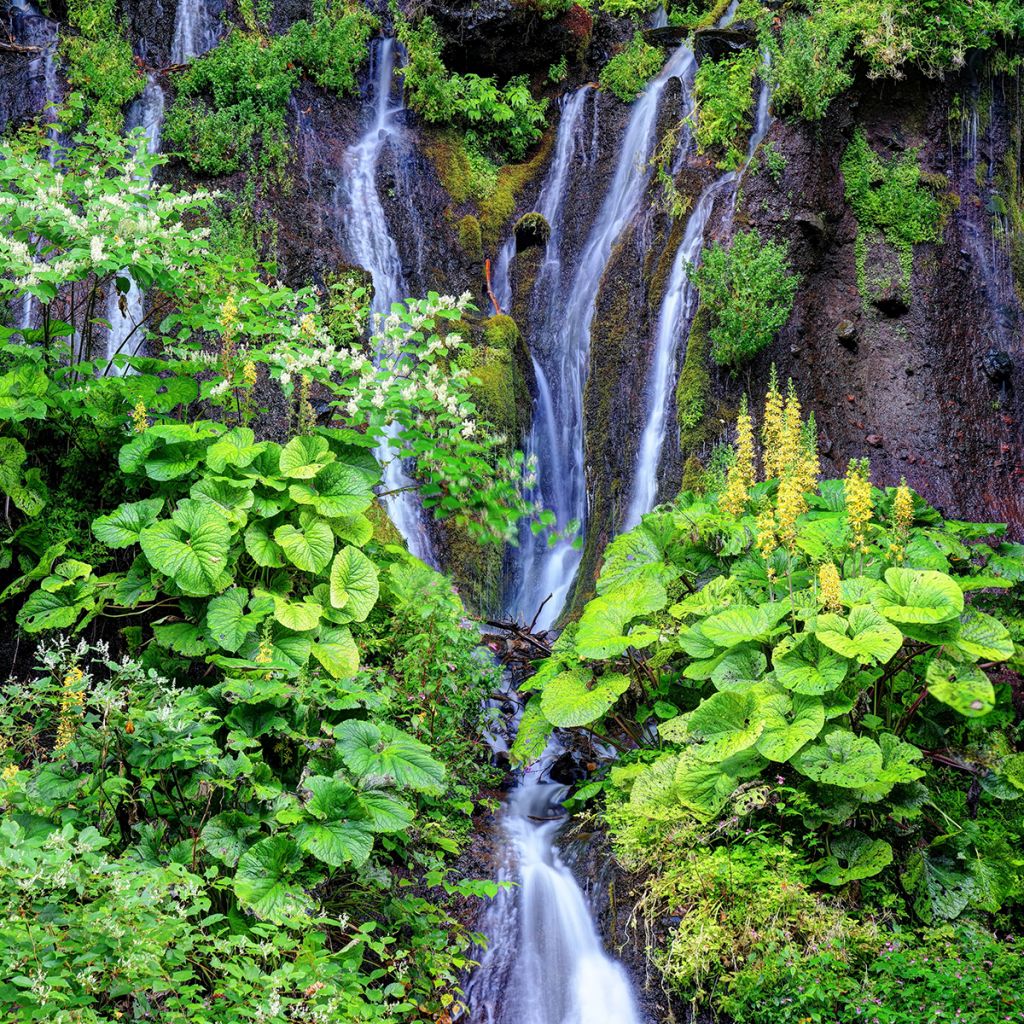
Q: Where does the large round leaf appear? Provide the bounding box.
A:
[272,595,322,632]
[289,462,373,517]
[295,776,375,868]
[274,520,334,574]
[951,609,1015,663]
[926,658,995,717]
[139,499,231,596]
[791,728,883,788]
[773,633,849,694]
[574,578,665,659]
[329,545,379,621]
[92,498,164,548]
[814,830,893,885]
[540,667,630,727]
[815,605,904,666]
[671,748,765,819]
[878,568,964,625]
[686,690,766,762]
[244,518,286,568]
[279,435,334,479]
[756,692,825,762]
[310,625,359,679]
[206,427,267,471]
[510,695,554,767]
[233,836,313,923]
[335,720,445,794]
[710,645,768,691]
[206,588,266,653]
[701,604,783,648]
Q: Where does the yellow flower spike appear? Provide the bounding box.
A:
[1,764,18,783]
[131,400,148,434]
[893,477,914,534]
[761,364,784,479]
[242,360,257,389]
[219,293,239,331]
[818,561,842,612]
[778,379,804,477]
[844,457,874,550]
[722,397,756,516]
[776,471,807,551]
[755,506,778,558]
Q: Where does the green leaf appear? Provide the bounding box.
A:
[272,595,321,632]
[326,513,374,546]
[206,588,266,653]
[791,728,883,788]
[951,609,1015,663]
[701,604,786,648]
[773,633,849,694]
[279,435,334,479]
[244,518,286,568]
[295,776,375,868]
[310,625,359,679]
[814,830,893,885]
[671,748,764,819]
[335,720,445,794]
[329,545,379,622]
[358,791,414,832]
[91,498,163,548]
[233,836,313,923]
[710,645,767,691]
[510,695,554,766]
[686,689,766,762]
[540,667,630,727]
[902,849,975,924]
[574,578,666,659]
[17,583,95,632]
[275,520,334,574]
[206,427,267,472]
[756,691,825,762]
[190,477,254,527]
[152,621,212,656]
[139,499,231,596]
[815,605,904,665]
[201,811,259,867]
[878,568,964,625]
[289,461,373,517]
[926,658,995,717]
[597,526,670,594]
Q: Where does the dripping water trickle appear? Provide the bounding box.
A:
[171,0,220,65]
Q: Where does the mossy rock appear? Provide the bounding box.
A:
[479,129,555,250]
[680,454,705,493]
[676,304,713,456]
[365,498,407,549]
[515,211,551,252]
[464,315,532,445]
[457,214,483,265]
[482,313,519,351]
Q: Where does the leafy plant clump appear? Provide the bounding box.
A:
[692,229,800,367]
[514,377,1024,1018]
[599,33,665,102]
[690,47,759,169]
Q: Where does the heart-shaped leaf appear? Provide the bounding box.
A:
[926,658,995,717]
[815,605,903,665]
[206,427,267,472]
[275,520,334,574]
[139,499,231,596]
[814,830,893,885]
[792,728,883,788]
[244,518,286,568]
[310,625,359,679]
[289,461,373,517]
[329,545,379,621]
[773,633,849,694]
[279,435,334,479]
[756,691,825,762]
[687,689,766,762]
[92,498,164,548]
[878,568,964,625]
[335,720,445,794]
[540,667,630,727]
[206,588,266,653]
[233,836,313,923]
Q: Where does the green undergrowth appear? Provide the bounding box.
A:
[164,4,376,176]
[690,48,759,170]
[599,33,665,102]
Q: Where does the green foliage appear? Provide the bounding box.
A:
[165,8,375,175]
[692,229,800,367]
[841,129,946,296]
[599,0,659,20]
[690,48,759,169]
[599,33,665,102]
[60,0,145,130]
[399,16,548,162]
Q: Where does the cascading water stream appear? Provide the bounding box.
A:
[625,69,773,527]
[104,76,166,370]
[465,740,640,1024]
[507,43,700,629]
[335,38,436,566]
[171,0,220,64]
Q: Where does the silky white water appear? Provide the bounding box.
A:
[335,38,436,566]
[466,749,640,1024]
[104,76,166,371]
[171,0,220,64]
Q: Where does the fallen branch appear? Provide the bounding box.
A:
[484,258,501,316]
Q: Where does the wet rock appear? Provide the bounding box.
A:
[515,211,551,252]
[835,319,858,348]
[870,281,910,316]
[693,23,758,64]
[795,210,827,242]
[983,350,1013,384]
[549,750,590,785]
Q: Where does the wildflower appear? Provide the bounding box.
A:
[255,637,273,665]
[761,365,784,478]
[722,398,756,516]
[90,236,104,263]
[219,292,239,333]
[844,457,874,550]
[131,400,148,434]
[299,313,316,338]
[818,561,842,612]
[1,764,18,783]
[776,471,807,551]
[893,477,914,533]
[798,413,821,495]
[778,379,803,475]
[242,360,257,389]
[755,505,777,558]
[54,666,86,752]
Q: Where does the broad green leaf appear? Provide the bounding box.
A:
[152,621,212,656]
[279,435,334,479]
[335,720,445,794]
[190,477,254,527]
[791,728,883,788]
[902,849,975,924]
[206,588,265,653]
[597,526,670,594]
[17,583,95,632]
[926,658,995,717]
[139,499,231,596]
[310,625,359,679]
[952,609,1014,663]
[295,776,374,867]
[756,692,825,762]
[540,667,630,727]
[878,568,964,625]
[329,546,379,621]
[701,604,785,648]
[510,695,554,766]
[91,498,163,548]
[233,836,313,923]
[325,513,374,546]
[815,830,893,885]
[206,427,267,471]
[244,519,286,568]
[710,645,767,691]
[815,605,904,666]
[574,578,666,659]
[275,520,334,574]
[289,461,373,517]
[358,791,414,832]
[201,811,259,867]
[671,748,765,819]
[686,690,765,762]
[773,633,849,694]
[272,595,321,632]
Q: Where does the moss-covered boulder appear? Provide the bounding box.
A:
[515,211,551,252]
[458,214,484,265]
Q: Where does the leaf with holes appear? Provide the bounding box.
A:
[756,691,825,762]
[710,645,767,691]
[773,633,849,694]
[878,568,964,625]
[791,728,883,788]
[814,830,893,885]
[952,608,1015,663]
[926,658,995,717]
[686,689,766,763]
[815,605,904,665]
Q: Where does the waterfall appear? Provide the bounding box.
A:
[171,0,220,64]
[104,77,166,371]
[625,69,773,527]
[507,46,698,629]
[465,741,640,1024]
[335,38,436,566]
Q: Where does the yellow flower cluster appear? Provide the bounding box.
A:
[818,561,842,612]
[54,666,86,753]
[1,764,18,783]
[755,505,778,558]
[242,360,257,389]
[131,400,148,434]
[761,366,784,479]
[722,399,756,516]
[844,458,874,551]
[893,478,914,533]
[219,293,239,333]
[299,313,316,338]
